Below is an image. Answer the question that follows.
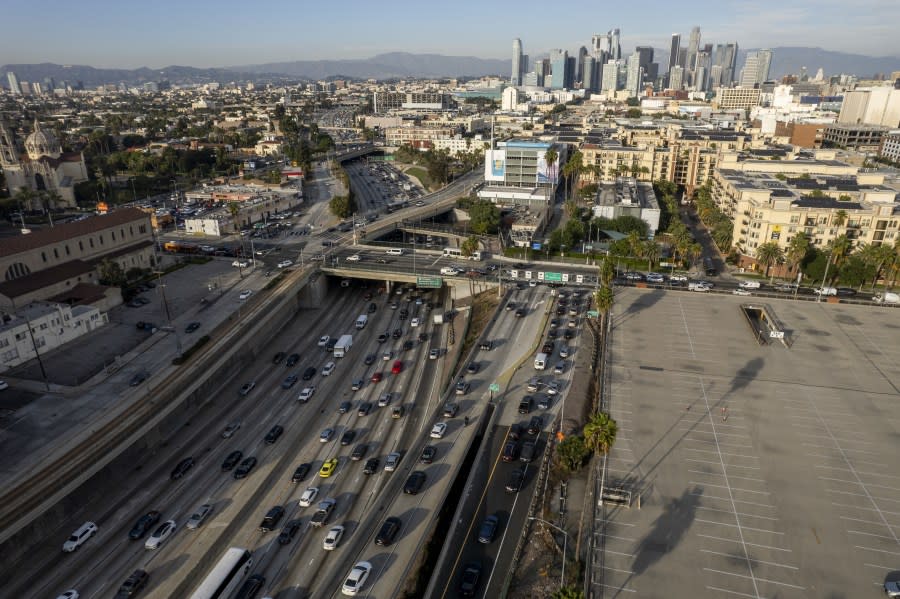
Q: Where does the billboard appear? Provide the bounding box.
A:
[536,152,556,184]
[484,149,506,182]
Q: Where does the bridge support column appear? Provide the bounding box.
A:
[385,279,392,294]
[297,273,327,309]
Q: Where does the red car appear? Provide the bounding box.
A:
[391,360,403,375]
[371,372,383,383]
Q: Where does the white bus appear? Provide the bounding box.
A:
[443,247,463,258]
[190,547,253,599]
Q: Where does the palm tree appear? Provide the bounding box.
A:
[823,234,853,285]
[583,412,618,456]
[754,242,784,281]
[598,257,614,287]
[626,230,641,259]
[642,240,661,271]
[832,209,848,229]
[593,287,614,314]
[858,243,895,291]
[563,199,579,219]
[544,147,558,184]
[786,232,810,276]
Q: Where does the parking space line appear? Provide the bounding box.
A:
[855,546,900,556]
[598,583,636,593]
[686,458,761,470]
[698,534,793,552]
[840,515,896,526]
[704,569,806,590]
[690,482,770,495]
[700,549,798,570]
[602,565,635,574]
[597,519,635,526]
[818,466,900,480]
[827,488,900,503]
[693,493,776,508]
[683,448,760,459]
[819,476,900,492]
[677,297,696,358]
[690,470,766,483]
[605,549,635,557]
[848,530,900,541]
[696,519,784,535]
[697,506,779,521]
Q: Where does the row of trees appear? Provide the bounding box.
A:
[394,145,454,187]
[693,183,733,251]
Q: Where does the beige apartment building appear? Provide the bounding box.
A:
[710,165,899,266]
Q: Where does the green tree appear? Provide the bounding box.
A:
[556,435,590,472]
[551,587,585,599]
[838,255,874,288]
[755,242,785,281]
[828,234,853,280]
[563,199,579,219]
[642,240,661,270]
[583,412,618,456]
[460,236,479,257]
[97,259,126,287]
[329,194,355,219]
[786,232,811,277]
[469,200,500,235]
[625,108,642,118]
[626,230,642,258]
[593,287,614,314]
[832,209,848,228]
[544,147,559,183]
[598,258,614,287]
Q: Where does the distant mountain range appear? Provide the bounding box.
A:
[2,48,897,88]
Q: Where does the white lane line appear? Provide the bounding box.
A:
[690,470,766,483]
[855,546,900,556]
[848,530,900,541]
[678,297,696,358]
[692,493,776,509]
[818,466,900,481]
[840,516,895,526]
[700,549,798,570]
[696,519,784,535]
[697,506,779,521]
[604,534,636,542]
[820,477,900,492]
[682,448,760,459]
[826,488,900,503]
[596,519,636,526]
[690,482,771,495]
[598,583,637,593]
[704,569,805,590]
[686,458,761,470]
[697,378,762,599]
[605,549,635,557]
[602,566,635,574]
[698,534,793,552]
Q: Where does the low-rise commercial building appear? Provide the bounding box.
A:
[591,178,661,237]
[476,139,565,211]
[880,131,900,163]
[822,124,889,152]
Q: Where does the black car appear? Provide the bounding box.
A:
[479,340,493,351]
[286,353,300,367]
[518,397,533,414]
[403,471,427,495]
[128,511,161,540]
[392,328,403,339]
[170,458,194,480]
[502,441,518,462]
[368,302,377,313]
[506,302,515,312]
[272,351,286,364]
[185,321,201,334]
[302,366,317,380]
[234,574,265,599]
[377,333,389,343]
[403,340,414,351]
[466,362,480,374]
[115,569,149,598]
[234,456,257,479]
[364,353,377,365]
[358,402,373,416]
[520,440,537,462]
[478,514,500,544]
[222,450,243,471]
[338,401,352,414]
[418,332,428,342]
[264,425,284,444]
[459,562,482,597]
[129,371,148,387]
[351,443,368,461]
[836,287,857,296]
[363,457,380,475]
[420,445,437,464]
[505,467,525,493]
[281,374,299,389]
[259,505,285,532]
[375,516,402,546]
[291,463,311,483]
[278,519,303,545]
[515,308,526,318]
[340,429,356,446]
[509,423,523,441]
[564,329,574,340]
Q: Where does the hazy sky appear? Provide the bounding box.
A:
[2,0,899,68]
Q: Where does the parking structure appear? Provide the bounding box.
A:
[594,287,900,599]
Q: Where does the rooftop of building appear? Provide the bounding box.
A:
[0,208,149,260]
[791,196,866,210]
[825,123,891,131]
[593,177,659,209]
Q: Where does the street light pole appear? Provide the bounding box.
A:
[528,517,568,589]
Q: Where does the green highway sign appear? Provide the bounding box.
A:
[417,276,443,288]
[587,310,600,318]
[544,272,563,282]
[489,383,500,393]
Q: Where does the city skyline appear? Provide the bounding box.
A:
[2,0,899,69]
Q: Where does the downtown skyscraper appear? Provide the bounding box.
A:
[511,38,525,86]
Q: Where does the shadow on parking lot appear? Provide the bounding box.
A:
[723,357,764,400]
[627,486,702,578]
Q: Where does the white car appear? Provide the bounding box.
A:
[299,487,319,507]
[384,452,402,471]
[322,361,336,376]
[55,591,79,599]
[0,380,8,391]
[430,422,448,439]
[732,289,752,296]
[440,266,459,276]
[670,274,689,282]
[298,386,316,402]
[342,561,372,596]
[62,521,98,552]
[738,280,761,289]
[688,282,711,292]
[529,280,537,287]
[346,254,362,262]
[645,272,665,283]
[232,260,249,268]
[318,335,330,347]
[145,519,176,550]
[222,421,241,438]
[238,289,252,300]
[277,259,293,268]
[410,317,421,327]
[185,504,213,530]
[323,525,345,550]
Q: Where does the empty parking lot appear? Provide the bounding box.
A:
[595,287,900,599]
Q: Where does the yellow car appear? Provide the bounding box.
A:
[319,458,339,478]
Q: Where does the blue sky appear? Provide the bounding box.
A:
[2,0,898,68]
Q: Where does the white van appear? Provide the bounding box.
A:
[534,352,548,371]
[355,315,368,329]
[386,248,404,256]
[63,521,98,552]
